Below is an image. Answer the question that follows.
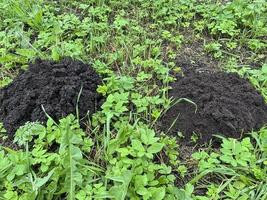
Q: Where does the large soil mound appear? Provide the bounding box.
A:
[161,72,267,144]
[0,58,102,135]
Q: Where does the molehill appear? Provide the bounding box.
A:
[161,71,267,144]
[0,58,102,135]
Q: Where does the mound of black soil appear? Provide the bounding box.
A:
[161,72,267,145]
[0,58,102,135]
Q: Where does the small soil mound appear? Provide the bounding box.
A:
[0,58,102,135]
[161,72,267,144]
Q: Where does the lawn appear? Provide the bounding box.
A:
[0,0,266,199]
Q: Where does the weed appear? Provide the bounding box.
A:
[192,130,267,199]
[0,0,267,199]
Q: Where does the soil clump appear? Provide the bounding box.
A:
[0,58,102,135]
[161,71,267,144]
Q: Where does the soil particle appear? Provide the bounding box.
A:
[161,71,267,144]
[0,58,102,135]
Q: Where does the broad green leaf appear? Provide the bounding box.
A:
[35,169,55,188]
[147,143,164,154]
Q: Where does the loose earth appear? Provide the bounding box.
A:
[161,71,267,145]
[0,58,102,135]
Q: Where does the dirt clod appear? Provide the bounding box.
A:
[161,72,267,144]
[0,58,102,135]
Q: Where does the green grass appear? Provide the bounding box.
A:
[0,0,266,199]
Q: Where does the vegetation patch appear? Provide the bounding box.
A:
[0,0,266,199]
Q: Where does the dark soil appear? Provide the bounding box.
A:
[174,30,220,73]
[0,58,102,135]
[161,71,267,145]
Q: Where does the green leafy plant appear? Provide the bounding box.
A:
[0,114,189,199]
[0,115,101,199]
[226,63,267,99]
[191,130,267,199]
[106,121,180,199]
[204,42,223,58]
[1,0,267,199]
